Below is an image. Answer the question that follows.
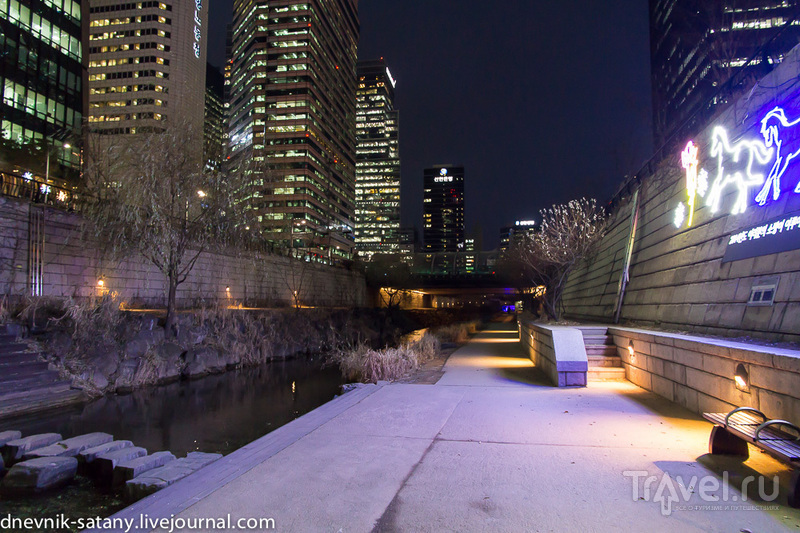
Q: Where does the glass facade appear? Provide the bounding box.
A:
[650,0,800,146]
[0,0,85,184]
[423,165,464,253]
[355,58,400,260]
[228,0,359,262]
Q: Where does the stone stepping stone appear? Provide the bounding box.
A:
[2,433,61,465]
[0,431,22,447]
[93,446,147,484]
[125,452,222,501]
[79,440,133,470]
[23,432,112,460]
[112,451,175,487]
[0,456,78,496]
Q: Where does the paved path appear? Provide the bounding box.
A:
[104,322,800,532]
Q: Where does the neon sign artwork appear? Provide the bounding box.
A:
[673,105,800,228]
[706,127,772,215]
[193,0,203,59]
[756,107,800,205]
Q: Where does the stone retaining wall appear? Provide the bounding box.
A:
[609,326,800,425]
[518,319,587,387]
[0,196,367,308]
[561,45,800,342]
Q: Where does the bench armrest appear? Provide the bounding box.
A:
[754,420,800,442]
[724,406,767,427]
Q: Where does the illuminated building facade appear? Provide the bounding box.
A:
[650,0,800,146]
[87,0,208,140]
[228,0,359,262]
[423,165,464,253]
[355,58,400,259]
[204,63,225,169]
[1,0,86,184]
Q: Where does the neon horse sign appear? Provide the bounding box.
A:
[674,105,800,228]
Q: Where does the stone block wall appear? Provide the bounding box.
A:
[0,196,367,308]
[519,319,588,387]
[608,326,800,425]
[561,46,800,342]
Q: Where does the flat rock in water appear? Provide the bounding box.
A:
[0,457,78,495]
[80,440,133,464]
[93,447,147,483]
[0,431,22,447]
[23,432,113,460]
[125,452,221,501]
[2,433,62,464]
[113,451,175,487]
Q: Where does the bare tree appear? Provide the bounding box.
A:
[512,198,606,320]
[364,253,411,309]
[82,120,255,336]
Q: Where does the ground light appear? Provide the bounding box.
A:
[734,363,750,392]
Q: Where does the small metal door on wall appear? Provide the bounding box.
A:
[28,205,45,297]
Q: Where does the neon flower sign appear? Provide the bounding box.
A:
[673,105,800,228]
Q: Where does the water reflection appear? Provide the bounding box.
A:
[0,357,344,456]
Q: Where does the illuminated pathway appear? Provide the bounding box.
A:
[99,323,800,532]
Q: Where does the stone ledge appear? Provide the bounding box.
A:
[519,320,588,388]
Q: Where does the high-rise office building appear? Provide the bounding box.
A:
[87,0,208,143]
[228,0,359,262]
[650,0,800,146]
[423,165,464,253]
[355,58,400,260]
[204,63,225,169]
[1,0,86,185]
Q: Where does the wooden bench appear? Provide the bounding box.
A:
[704,407,800,508]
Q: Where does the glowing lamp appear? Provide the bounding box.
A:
[734,363,750,392]
[627,341,635,357]
[97,278,105,287]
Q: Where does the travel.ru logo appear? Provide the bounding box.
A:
[623,470,779,516]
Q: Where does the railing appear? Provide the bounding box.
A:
[0,170,79,211]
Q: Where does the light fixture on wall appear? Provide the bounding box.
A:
[734,363,750,392]
[97,277,105,287]
[627,340,635,363]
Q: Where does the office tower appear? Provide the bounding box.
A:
[1,0,85,185]
[204,63,225,169]
[228,0,359,262]
[354,58,400,260]
[423,165,464,253]
[650,0,800,146]
[87,0,208,143]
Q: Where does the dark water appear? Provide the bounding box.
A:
[0,357,344,530]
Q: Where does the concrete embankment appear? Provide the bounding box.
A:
[93,323,799,532]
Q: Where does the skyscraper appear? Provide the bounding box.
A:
[423,165,464,253]
[650,0,800,146]
[1,0,85,185]
[355,58,400,260]
[87,0,208,142]
[204,63,225,169]
[228,0,359,263]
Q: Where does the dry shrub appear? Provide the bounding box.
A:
[408,332,440,361]
[331,342,419,383]
[433,320,480,344]
[330,330,441,383]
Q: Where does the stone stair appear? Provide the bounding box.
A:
[577,326,626,382]
[0,325,85,418]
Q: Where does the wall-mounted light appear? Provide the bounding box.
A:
[734,363,750,392]
[627,340,635,356]
[97,277,105,287]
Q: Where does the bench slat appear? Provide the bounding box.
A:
[704,411,800,462]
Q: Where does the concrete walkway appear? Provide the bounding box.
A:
[101,322,800,532]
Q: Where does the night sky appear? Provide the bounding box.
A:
[208,1,655,249]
